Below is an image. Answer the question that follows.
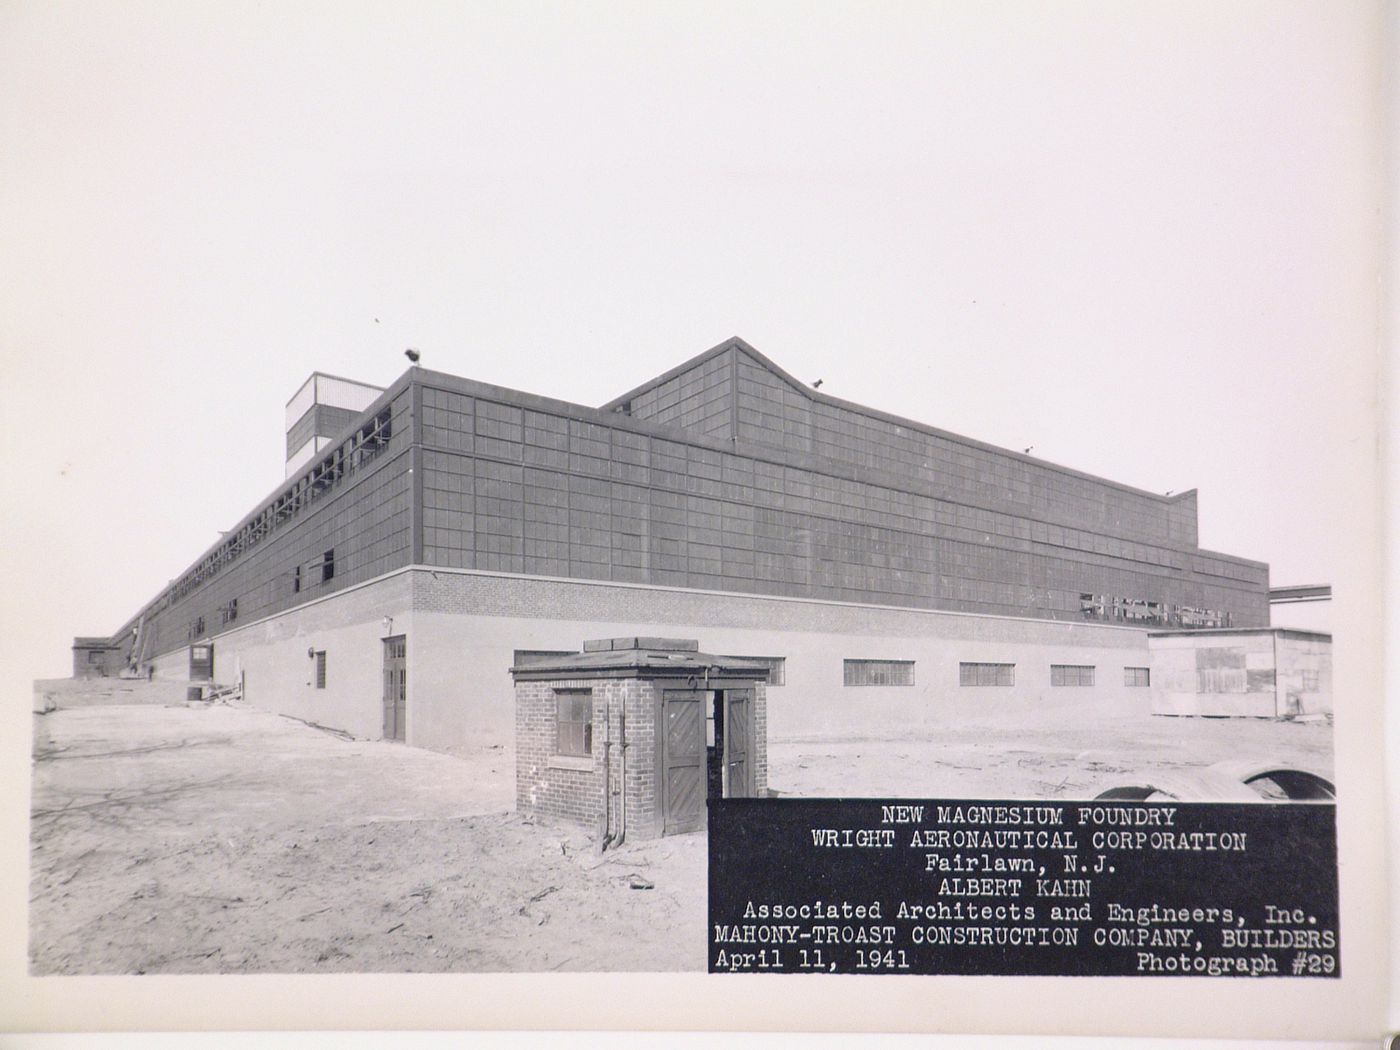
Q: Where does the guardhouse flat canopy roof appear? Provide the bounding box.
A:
[509,638,772,682]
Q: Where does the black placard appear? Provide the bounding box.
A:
[708,799,1338,977]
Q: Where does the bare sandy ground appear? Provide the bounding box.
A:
[30,696,1332,974]
[29,704,704,974]
[767,696,1334,799]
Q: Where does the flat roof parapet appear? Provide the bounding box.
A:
[1148,627,1332,642]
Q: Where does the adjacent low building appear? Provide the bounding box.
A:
[71,637,124,679]
[1147,628,1333,718]
[76,336,1287,749]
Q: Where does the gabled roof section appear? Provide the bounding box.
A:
[601,335,809,413]
[602,336,1210,514]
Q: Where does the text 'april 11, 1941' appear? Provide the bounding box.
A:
[707,799,1337,977]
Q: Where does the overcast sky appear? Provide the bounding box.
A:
[1,1,1383,681]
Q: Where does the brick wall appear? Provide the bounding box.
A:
[414,567,1154,646]
[513,674,760,838]
[622,680,659,837]
[514,676,665,836]
[515,677,614,831]
[753,680,768,796]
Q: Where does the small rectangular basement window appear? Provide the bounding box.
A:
[960,662,1015,687]
[722,655,786,686]
[555,689,592,756]
[1124,667,1151,687]
[843,659,914,687]
[1052,664,1095,687]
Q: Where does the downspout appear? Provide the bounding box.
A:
[599,699,614,851]
[615,700,628,848]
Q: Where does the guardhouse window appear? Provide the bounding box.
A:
[555,689,592,756]
[1052,664,1095,687]
[1300,669,1320,691]
[960,662,1015,687]
[314,651,327,689]
[843,659,914,687]
[1124,667,1150,687]
[321,549,335,583]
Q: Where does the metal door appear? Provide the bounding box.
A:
[382,635,406,742]
[723,688,754,798]
[662,690,705,834]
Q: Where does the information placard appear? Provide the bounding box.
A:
[708,799,1338,977]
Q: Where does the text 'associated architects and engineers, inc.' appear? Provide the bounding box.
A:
[709,800,1338,977]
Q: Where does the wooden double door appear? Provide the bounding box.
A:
[661,687,755,836]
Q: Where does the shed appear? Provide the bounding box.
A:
[71,637,123,678]
[509,637,770,840]
[1147,628,1332,718]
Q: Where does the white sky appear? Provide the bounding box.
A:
[1,1,1384,681]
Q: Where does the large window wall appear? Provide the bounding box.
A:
[418,378,1269,626]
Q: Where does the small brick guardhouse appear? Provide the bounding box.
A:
[510,638,769,839]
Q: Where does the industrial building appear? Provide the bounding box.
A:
[76,336,1288,755]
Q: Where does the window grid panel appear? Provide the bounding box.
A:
[555,689,593,756]
[1052,664,1095,687]
[843,659,915,687]
[959,662,1015,687]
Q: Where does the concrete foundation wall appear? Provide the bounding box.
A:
[148,649,189,681]
[143,566,1157,751]
[33,677,193,711]
[147,573,414,741]
[410,569,1152,749]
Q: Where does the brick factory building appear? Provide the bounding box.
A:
[78,336,1277,750]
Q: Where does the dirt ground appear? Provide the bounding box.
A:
[29,703,705,974]
[29,696,1332,974]
[767,696,1334,799]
